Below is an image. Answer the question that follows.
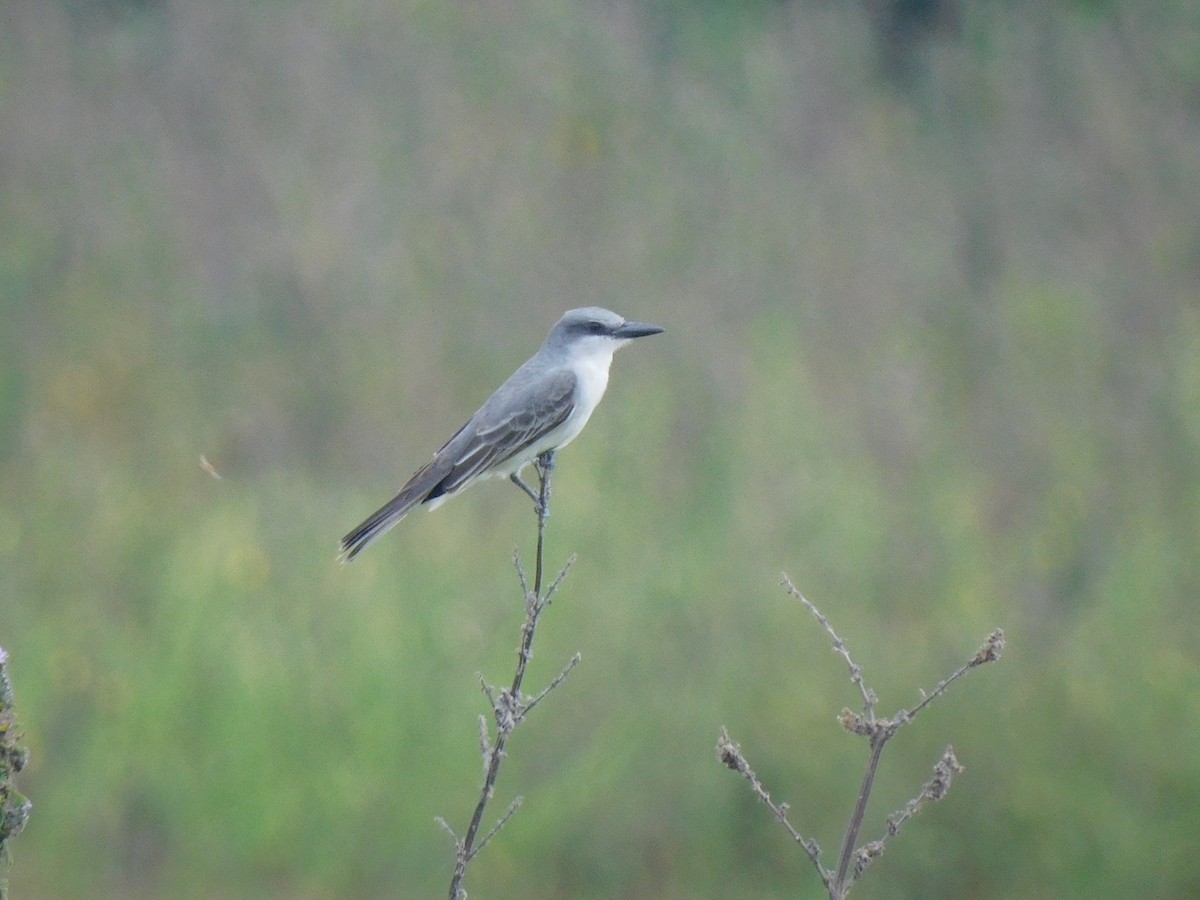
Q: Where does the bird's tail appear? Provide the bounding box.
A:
[339,455,453,562]
[338,493,416,563]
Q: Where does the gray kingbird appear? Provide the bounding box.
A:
[339,307,664,561]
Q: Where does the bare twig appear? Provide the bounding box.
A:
[720,580,1004,899]
[851,746,965,881]
[904,629,1006,722]
[444,452,582,899]
[472,796,524,859]
[781,575,877,719]
[523,652,582,719]
[717,727,830,887]
[833,733,887,895]
[0,647,32,900]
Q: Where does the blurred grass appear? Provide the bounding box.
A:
[2,0,1200,896]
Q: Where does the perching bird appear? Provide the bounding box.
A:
[339,307,664,561]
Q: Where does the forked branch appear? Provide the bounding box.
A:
[442,453,581,899]
[719,576,1004,899]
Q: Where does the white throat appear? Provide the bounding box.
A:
[556,336,621,448]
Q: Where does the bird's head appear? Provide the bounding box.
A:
[549,307,664,357]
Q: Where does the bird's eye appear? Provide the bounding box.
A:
[586,320,607,334]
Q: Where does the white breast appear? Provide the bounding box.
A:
[555,346,612,449]
[489,336,619,481]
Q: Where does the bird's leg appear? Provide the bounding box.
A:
[510,452,556,516]
[509,472,541,506]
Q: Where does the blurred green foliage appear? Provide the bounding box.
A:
[2,0,1199,896]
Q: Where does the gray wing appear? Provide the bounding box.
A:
[434,368,577,495]
[338,367,576,562]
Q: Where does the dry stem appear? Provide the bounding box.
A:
[443,452,580,899]
[719,577,1004,899]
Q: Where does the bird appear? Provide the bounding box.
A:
[339,307,664,561]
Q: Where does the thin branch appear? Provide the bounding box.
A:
[470,796,524,861]
[445,453,581,899]
[721,581,1004,899]
[514,549,529,597]
[781,574,877,719]
[532,450,554,595]
[833,735,887,895]
[0,646,31,900]
[885,746,964,837]
[902,629,1006,723]
[717,727,830,887]
[852,746,965,883]
[477,713,492,774]
[434,816,460,844]
[544,555,578,604]
[523,652,582,719]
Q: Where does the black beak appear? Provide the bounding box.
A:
[614,321,665,340]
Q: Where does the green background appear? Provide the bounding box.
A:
[2,1,1199,896]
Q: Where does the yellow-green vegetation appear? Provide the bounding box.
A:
[2,1,1199,897]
